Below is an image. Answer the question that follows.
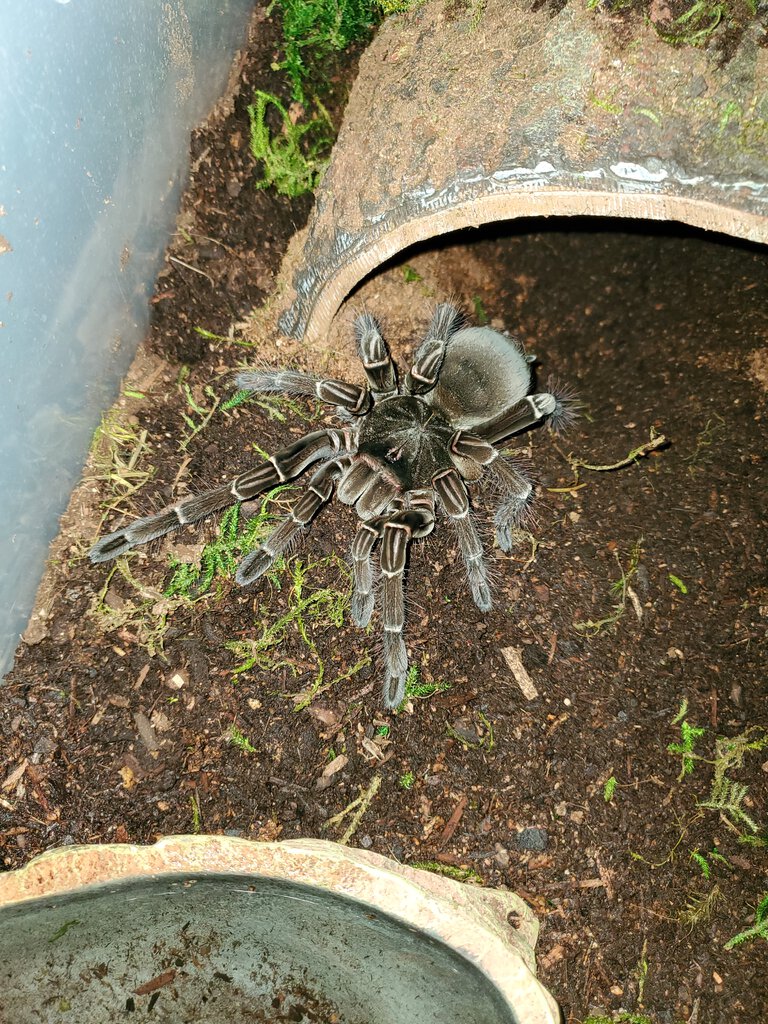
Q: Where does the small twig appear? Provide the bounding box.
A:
[172,454,193,490]
[323,774,381,846]
[515,530,539,572]
[572,429,667,474]
[168,255,215,285]
[550,427,667,491]
[197,233,244,259]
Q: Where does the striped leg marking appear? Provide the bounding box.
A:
[473,393,557,445]
[236,368,371,416]
[89,429,348,563]
[354,313,398,399]
[380,500,435,708]
[236,458,349,586]
[433,468,492,612]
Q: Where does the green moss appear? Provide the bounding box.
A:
[725,891,768,949]
[248,91,334,197]
[584,1015,655,1024]
[410,861,482,883]
[165,495,290,601]
[270,0,381,103]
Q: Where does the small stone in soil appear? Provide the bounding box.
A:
[515,827,549,852]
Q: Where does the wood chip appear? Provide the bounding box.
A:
[134,712,160,753]
[627,584,644,621]
[439,794,468,845]
[539,943,566,970]
[134,969,176,995]
[500,646,538,699]
[1,759,28,792]
[307,706,342,731]
[133,664,151,690]
[434,851,463,866]
[165,670,188,690]
[90,706,107,728]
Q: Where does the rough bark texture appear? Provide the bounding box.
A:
[279,0,768,343]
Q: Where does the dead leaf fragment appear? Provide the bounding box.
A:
[539,943,565,970]
[150,710,172,733]
[307,705,342,733]
[316,753,348,791]
[361,736,390,763]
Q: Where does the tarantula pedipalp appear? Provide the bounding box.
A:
[90,304,569,708]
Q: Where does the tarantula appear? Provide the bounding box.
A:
[90,304,571,707]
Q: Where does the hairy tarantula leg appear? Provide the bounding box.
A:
[354,313,398,399]
[337,460,400,519]
[450,431,497,465]
[236,368,371,416]
[350,496,410,627]
[448,431,534,550]
[380,506,435,709]
[489,456,534,552]
[356,475,400,520]
[89,428,350,564]
[337,460,377,506]
[350,520,383,627]
[404,303,463,396]
[433,468,492,612]
[88,485,237,562]
[473,393,557,444]
[447,430,497,481]
[235,458,350,586]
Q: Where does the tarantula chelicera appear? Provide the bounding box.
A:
[90,304,572,707]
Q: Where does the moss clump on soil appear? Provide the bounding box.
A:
[270,0,382,103]
[251,0,425,197]
[247,1,383,197]
[248,92,334,197]
[724,892,768,950]
[164,496,290,600]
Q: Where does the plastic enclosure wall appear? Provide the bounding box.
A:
[0,0,253,675]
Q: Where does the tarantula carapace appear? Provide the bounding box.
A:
[90,304,571,707]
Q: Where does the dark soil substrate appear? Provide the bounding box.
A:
[2,10,767,1024]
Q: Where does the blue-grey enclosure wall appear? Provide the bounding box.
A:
[0,0,254,675]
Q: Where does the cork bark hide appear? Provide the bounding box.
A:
[279,0,768,343]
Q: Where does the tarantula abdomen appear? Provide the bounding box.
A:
[89,305,573,709]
